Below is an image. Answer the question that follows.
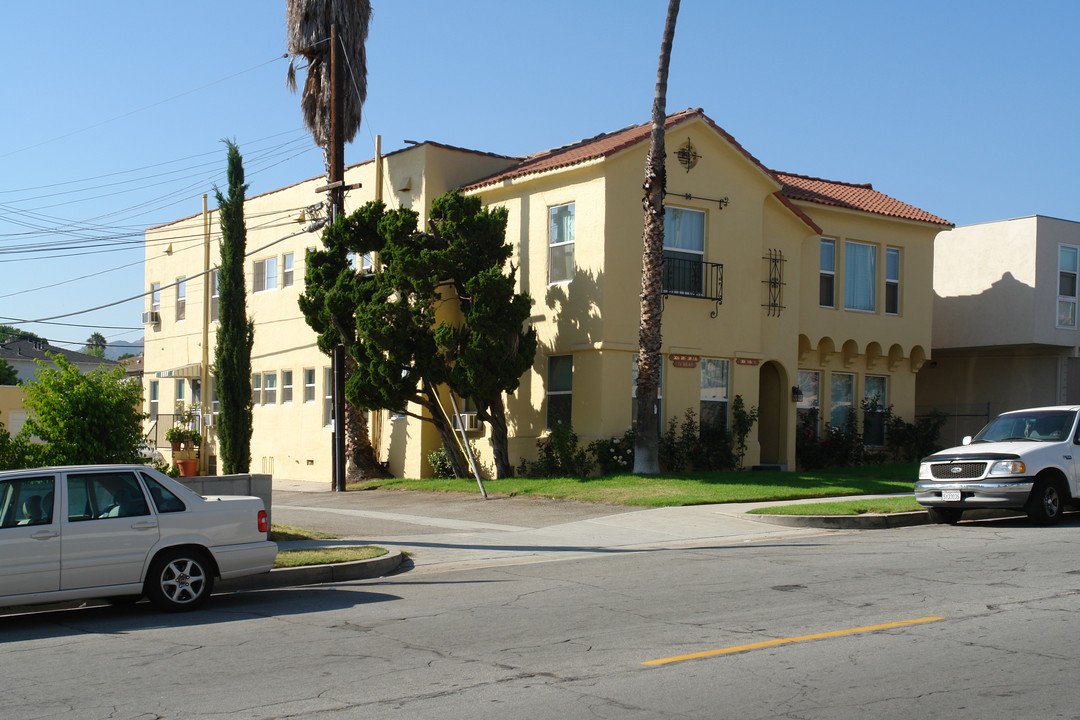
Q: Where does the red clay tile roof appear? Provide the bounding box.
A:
[464,109,950,228]
[774,172,952,226]
[463,108,777,191]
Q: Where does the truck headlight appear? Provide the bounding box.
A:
[918,463,932,480]
[989,460,1026,476]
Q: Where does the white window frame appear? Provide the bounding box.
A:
[210,270,220,323]
[253,257,278,293]
[830,372,855,428]
[323,368,333,427]
[797,369,821,436]
[149,380,159,421]
[151,283,161,314]
[1058,244,1078,329]
[843,241,877,313]
[283,253,294,288]
[663,206,706,296]
[885,247,900,316]
[820,238,836,308]
[262,372,277,405]
[304,368,316,403]
[546,355,573,430]
[548,202,575,284]
[175,277,186,321]
[700,358,729,433]
[252,373,262,405]
[281,369,293,404]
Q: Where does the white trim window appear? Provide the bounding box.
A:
[283,253,294,288]
[864,375,888,446]
[1059,244,1078,328]
[175,379,185,414]
[546,355,573,429]
[830,372,855,428]
[210,270,220,322]
[151,283,161,314]
[175,278,186,321]
[663,206,705,296]
[700,358,729,435]
[885,248,900,315]
[797,370,821,436]
[281,370,293,404]
[323,368,333,427]
[844,241,877,312]
[304,368,316,403]
[252,373,262,405]
[820,238,836,308]
[253,257,278,293]
[262,372,277,405]
[149,381,159,421]
[548,203,575,283]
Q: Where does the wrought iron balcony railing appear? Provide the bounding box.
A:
[662,255,724,317]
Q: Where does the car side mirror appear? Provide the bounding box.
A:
[962,436,972,446]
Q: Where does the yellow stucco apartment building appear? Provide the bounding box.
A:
[143,109,950,480]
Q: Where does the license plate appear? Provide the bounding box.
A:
[942,490,962,502]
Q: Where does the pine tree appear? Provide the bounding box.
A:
[213,141,255,474]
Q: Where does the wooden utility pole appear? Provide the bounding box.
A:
[329,22,346,491]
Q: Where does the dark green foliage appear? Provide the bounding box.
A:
[657,409,735,473]
[590,428,636,475]
[518,422,595,478]
[212,140,254,474]
[0,359,17,385]
[17,355,146,466]
[299,191,537,479]
[796,403,947,469]
[0,325,44,344]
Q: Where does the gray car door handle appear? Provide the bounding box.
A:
[31,530,59,540]
[131,521,158,530]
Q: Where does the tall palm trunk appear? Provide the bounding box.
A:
[634,0,680,475]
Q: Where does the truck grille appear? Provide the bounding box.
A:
[930,462,987,479]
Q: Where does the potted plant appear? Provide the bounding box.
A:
[165,425,187,452]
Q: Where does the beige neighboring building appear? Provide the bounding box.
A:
[917,215,1080,444]
[144,109,949,480]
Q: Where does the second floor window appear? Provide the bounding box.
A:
[885,248,900,315]
[254,258,278,293]
[820,238,836,308]
[281,370,293,403]
[175,278,186,321]
[151,283,161,313]
[283,253,294,287]
[210,270,220,322]
[1059,245,1078,328]
[844,241,876,312]
[548,203,575,283]
[663,206,705,296]
[304,368,316,403]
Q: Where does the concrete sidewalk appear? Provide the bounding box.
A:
[266,485,928,579]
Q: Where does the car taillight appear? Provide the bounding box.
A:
[258,510,269,533]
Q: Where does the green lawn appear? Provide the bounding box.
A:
[351,463,918,508]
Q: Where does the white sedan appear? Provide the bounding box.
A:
[0,464,277,612]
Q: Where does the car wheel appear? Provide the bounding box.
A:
[145,549,214,612]
[926,507,963,524]
[1026,477,1066,526]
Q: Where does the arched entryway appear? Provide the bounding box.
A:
[757,361,786,467]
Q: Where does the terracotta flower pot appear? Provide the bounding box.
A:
[176,459,199,477]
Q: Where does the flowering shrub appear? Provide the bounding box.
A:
[589,428,635,475]
[518,421,595,477]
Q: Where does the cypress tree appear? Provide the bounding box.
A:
[213,140,255,474]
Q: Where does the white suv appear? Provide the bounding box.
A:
[915,406,1080,525]
[0,465,277,612]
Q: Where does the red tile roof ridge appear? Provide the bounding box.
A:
[773,170,874,190]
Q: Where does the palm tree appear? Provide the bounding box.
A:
[286,0,370,173]
[634,0,680,474]
[286,0,385,480]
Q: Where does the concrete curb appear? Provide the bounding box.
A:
[219,549,404,591]
[741,510,931,530]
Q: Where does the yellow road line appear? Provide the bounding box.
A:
[642,616,945,666]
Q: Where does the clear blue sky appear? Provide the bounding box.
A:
[3,1,1078,351]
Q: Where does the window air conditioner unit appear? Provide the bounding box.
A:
[202,414,214,428]
[142,311,161,325]
[452,413,482,432]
